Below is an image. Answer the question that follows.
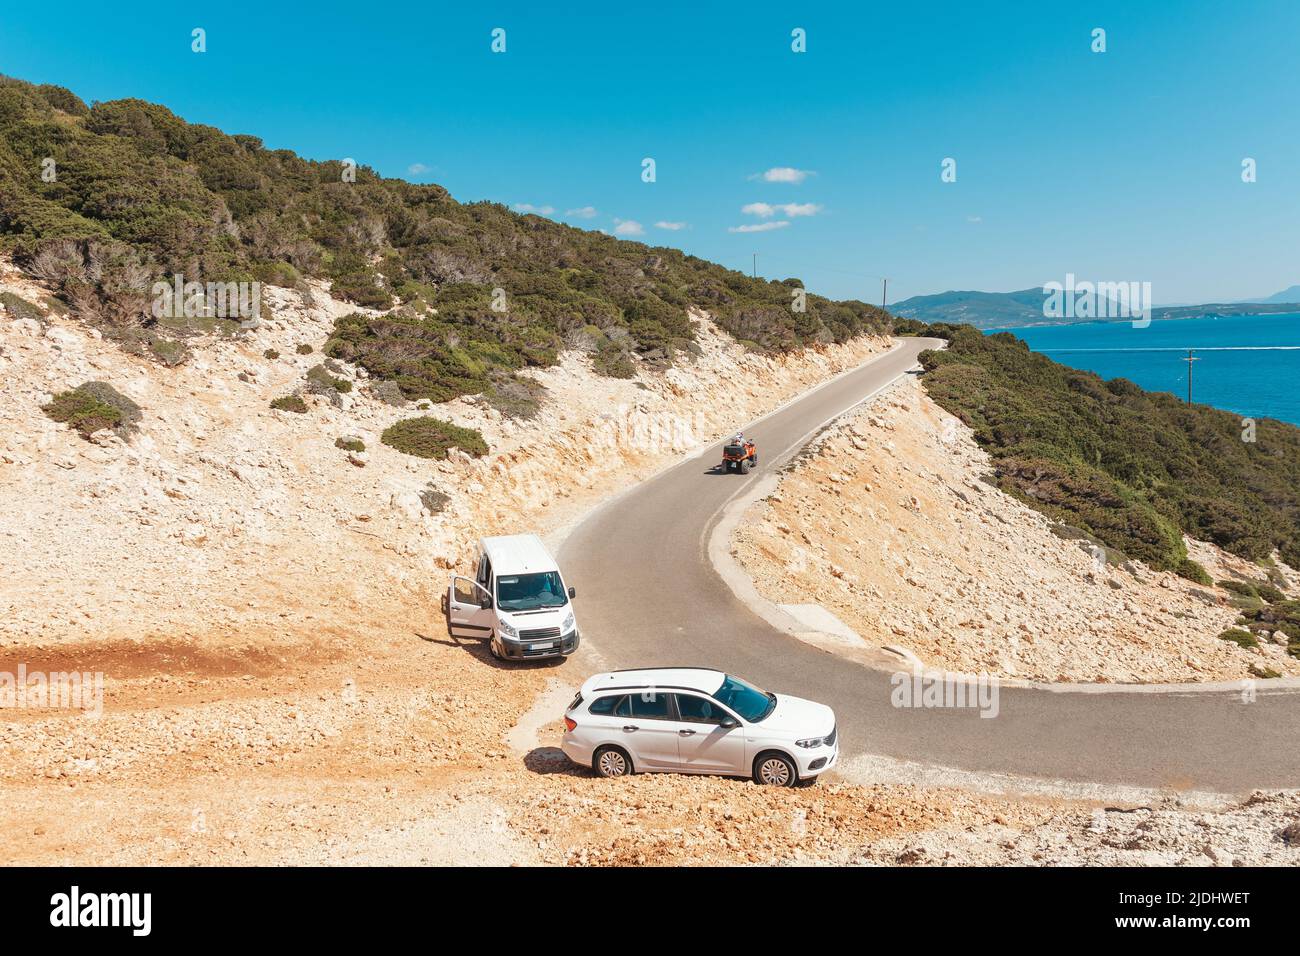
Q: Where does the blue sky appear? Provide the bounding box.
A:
[3,0,1299,304]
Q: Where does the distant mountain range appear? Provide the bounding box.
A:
[890,286,1300,329]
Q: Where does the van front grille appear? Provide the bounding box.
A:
[520,627,561,641]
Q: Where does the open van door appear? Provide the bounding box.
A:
[446,576,495,640]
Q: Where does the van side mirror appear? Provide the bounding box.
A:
[568,586,576,598]
[480,594,492,610]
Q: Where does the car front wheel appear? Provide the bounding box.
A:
[593,745,632,778]
[753,752,797,786]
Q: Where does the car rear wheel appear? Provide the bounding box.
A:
[593,745,632,778]
[753,752,797,786]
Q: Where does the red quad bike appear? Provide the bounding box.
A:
[721,438,758,474]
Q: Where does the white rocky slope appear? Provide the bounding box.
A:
[0,259,888,651]
[734,375,1300,683]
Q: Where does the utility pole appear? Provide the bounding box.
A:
[1184,348,1199,403]
[881,278,888,309]
[752,253,757,278]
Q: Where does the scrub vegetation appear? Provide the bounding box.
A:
[0,74,890,399]
[917,324,1300,578]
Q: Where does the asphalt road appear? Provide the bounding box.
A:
[560,338,1300,794]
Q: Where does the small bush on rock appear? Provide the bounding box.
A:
[381,417,487,460]
[271,394,308,414]
[42,381,141,438]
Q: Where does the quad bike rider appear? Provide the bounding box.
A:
[721,431,758,474]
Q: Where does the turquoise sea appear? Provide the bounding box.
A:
[988,313,1300,426]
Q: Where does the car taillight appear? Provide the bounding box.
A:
[563,717,577,731]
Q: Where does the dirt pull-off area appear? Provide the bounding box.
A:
[733,375,1300,683]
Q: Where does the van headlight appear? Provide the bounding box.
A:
[796,735,827,749]
[561,610,575,633]
[497,619,519,640]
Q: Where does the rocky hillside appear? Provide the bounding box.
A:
[0,74,889,401]
[916,325,1300,587]
[734,375,1299,683]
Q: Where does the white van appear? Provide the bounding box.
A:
[444,534,580,661]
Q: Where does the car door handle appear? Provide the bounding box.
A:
[678,729,696,736]
[622,725,639,732]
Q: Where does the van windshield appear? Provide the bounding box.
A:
[496,571,568,612]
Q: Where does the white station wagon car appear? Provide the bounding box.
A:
[562,667,838,786]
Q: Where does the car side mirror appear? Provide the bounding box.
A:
[568,586,576,598]
[719,716,739,729]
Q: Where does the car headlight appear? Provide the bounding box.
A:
[796,735,827,749]
[497,619,518,640]
[561,610,575,633]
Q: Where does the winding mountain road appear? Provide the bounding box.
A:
[560,338,1300,794]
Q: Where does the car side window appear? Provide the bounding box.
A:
[675,693,726,724]
[589,695,622,716]
[628,691,672,720]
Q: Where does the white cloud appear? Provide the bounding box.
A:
[750,167,813,184]
[513,203,556,215]
[741,202,821,218]
[728,221,791,233]
[565,206,598,219]
[654,220,688,230]
[967,215,983,223]
[407,163,432,175]
[614,219,645,236]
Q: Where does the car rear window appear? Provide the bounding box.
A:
[628,691,671,719]
[588,694,621,715]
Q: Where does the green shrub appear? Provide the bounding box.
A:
[381,417,488,460]
[263,348,280,360]
[43,389,121,437]
[1248,663,1282,679]
[1256,582,1286,604]
[306,363,351,394]
[251,261,300,288]
[593,342,636,379]
[1175,558,1213,586]
[147,335,190,367]
[334,436,365,452]
[483,375,546,420]
[0,290,44,322]
[1218,628,1259,649]
[43,381,140,438]
[296,343,314,355]
[271,394,307,414]
[1219,579,1259,599]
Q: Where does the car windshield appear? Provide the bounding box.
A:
[712,674,777,723]
[495,571,568,612]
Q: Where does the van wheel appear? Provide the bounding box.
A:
[593,746,632,778]
[488,637,502,660]
[753,752,797,786]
